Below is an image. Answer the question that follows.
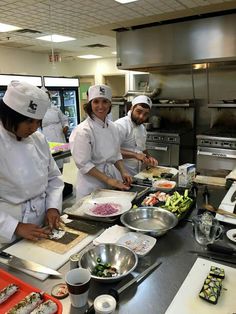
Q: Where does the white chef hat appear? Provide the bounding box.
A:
[3,80,50,119]
[88,84,112,102]
[132,95,152,108]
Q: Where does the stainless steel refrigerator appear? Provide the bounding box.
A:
[43,76,80,138]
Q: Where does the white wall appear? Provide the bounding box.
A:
[0,47,143,90]
[0,47,73,76]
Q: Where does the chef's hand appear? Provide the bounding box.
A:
[15,223,51,241]
[45,208,61,230]
[121,172,132,186]
[107,177,131,191]
[145,156,158,167]
[63,126,69,135]
[136,152,149,163]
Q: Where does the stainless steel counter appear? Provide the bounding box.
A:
[0,185,232,314]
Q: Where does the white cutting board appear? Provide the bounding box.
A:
[1,231,101,281]
[165,258,236,314]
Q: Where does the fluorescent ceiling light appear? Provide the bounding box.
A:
[115,0,138,3]
[112,51,117,55]
[37,34,76,42]
[77,55,102,59]
[0,22,21,32]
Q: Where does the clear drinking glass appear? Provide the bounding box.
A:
[192,212,224,247]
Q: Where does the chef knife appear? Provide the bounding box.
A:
[0,251,61,276]
[85,260,162,314]
[207,243,236,255]
[189,252,236,265]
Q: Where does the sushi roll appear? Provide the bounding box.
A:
[0,284,19,304]
[209,266,225,279]
[6,291,43,314]
[30,300,58,314]
[199,285,219,304]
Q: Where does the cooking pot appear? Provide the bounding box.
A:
[143,122,153,130]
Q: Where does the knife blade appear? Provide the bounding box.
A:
[188,250,236,263]
[0,251,61,276]
[191,252,236,265]
[85,260,162,314]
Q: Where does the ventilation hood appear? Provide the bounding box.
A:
[116,12,236,70]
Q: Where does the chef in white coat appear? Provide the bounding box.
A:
[69,84,132,200]
[42,90,69,171]
[0,81,64,246]
[115,95,158,176]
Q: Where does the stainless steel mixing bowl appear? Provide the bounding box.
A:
[79,243,138,283]
[120,207,178,237]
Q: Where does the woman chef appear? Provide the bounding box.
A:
[0,81,64,247]
[69,84,132,200]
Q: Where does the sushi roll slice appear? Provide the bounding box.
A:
[30,300,58,314]
[199,284,219,305]
[0,284,19,304]
[6,291,43,314]
[209,266,225,279]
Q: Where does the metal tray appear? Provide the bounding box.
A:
[133,187,196,222]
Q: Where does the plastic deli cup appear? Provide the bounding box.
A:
[94,294,117,314]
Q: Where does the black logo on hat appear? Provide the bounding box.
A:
[99,86,105,95]
[27,100,38,114]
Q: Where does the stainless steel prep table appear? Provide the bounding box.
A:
[0,185,231,314]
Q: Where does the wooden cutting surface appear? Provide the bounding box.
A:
[35,225,88,254]
[137,166,175,178]
[194,175,226,186]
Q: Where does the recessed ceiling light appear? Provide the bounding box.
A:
[115,0,138,3]
[112,51,117,55]
[0,23,21,32]
[37,34,76,42]
[77,55,102,59]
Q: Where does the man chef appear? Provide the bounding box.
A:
[0,80,64,247]
[115,95,158,176]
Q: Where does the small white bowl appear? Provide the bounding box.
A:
[152,180,176,191]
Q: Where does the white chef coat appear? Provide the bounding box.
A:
[42,105,69,169]
[115,111,147,176]
[69,115,123,200]
[0,122,64,245]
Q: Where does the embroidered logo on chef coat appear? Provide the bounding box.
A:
[99,86,105,95]
[27,100,38,114]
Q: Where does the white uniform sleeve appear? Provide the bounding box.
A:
[0,205,19,243]
[58,109,69,128]
[69,127,95,175]
[115,119,128,145]
[45,153,64,212]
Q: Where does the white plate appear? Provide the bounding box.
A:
[152,180,176,191]
[117,232,156,256]
[226,228,236,243]
[83,197,132,218]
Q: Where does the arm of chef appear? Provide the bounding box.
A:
[58,108,69,128]
[69,128,95,174]
[45,150,64,213]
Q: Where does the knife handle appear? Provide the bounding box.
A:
[0,251,11,259]
[207,243,235,255]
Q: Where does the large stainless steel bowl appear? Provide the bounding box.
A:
[79,244,138,283]
[120,207,178,237]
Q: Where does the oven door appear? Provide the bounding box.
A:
[146,141,179,167]
[197,146,236,171]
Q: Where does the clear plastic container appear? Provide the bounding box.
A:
[94,294,116,314]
